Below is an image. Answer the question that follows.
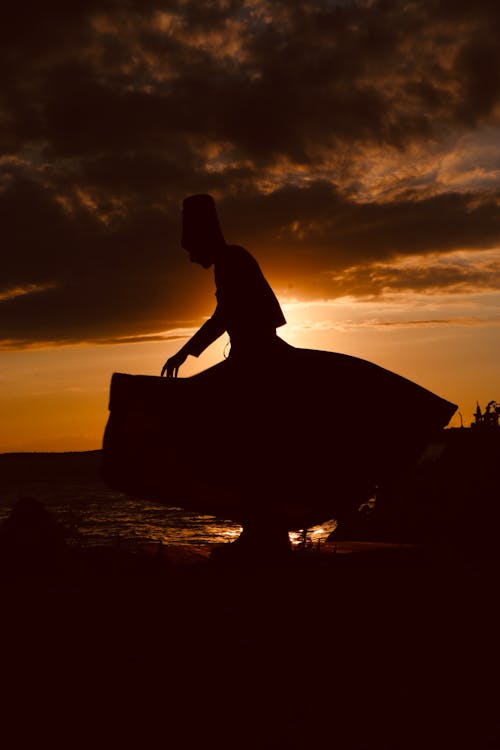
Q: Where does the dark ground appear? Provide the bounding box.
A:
[1,545,498,749]
[1,451,498,747]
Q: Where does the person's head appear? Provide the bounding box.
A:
[181,194,226,268]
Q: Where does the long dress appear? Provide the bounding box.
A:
[102,338,457,529]
[103,242,456,528]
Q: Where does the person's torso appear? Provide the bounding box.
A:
[214,245,286,346]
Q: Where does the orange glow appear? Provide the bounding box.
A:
[2,280,499,451]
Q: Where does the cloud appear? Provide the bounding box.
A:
[327,248,500,298]
[343,316,500,329]
[286,316,500,335]
[0,282,58,302]
[2,0,500,347]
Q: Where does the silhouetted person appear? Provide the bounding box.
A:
[161,196,297,560]
[102,194,457,564]
[162,194,286,376]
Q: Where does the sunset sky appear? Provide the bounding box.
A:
[2,0,500,452]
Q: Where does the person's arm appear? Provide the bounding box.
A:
[184,307,226,357]
[161,306,226,377]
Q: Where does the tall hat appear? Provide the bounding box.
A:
[181,194,225,248]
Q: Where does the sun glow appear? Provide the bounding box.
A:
[2,279,498,452]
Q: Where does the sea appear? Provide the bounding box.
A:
[0,451,336,551]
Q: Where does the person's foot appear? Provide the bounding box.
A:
[210,525,292,566]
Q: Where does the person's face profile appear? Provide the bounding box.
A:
[183,241,214,268]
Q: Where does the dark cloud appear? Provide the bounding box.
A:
[2,0,500,347]
[0,174,210,346]
[219,182,500,298]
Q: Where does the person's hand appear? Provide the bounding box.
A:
[161,350,188,378]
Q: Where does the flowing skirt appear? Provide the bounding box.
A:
[102,340,456,528]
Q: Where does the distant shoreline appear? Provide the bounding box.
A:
[0,424,467,457]
[0,449,102,456]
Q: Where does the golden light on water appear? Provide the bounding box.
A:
[289,519,337,547]
[218,524,242,542]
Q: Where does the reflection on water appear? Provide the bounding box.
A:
[289,521,338,547]
[0,482,336,549]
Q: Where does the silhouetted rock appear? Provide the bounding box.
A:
[0,497,67,571]
[331,426,500,557]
